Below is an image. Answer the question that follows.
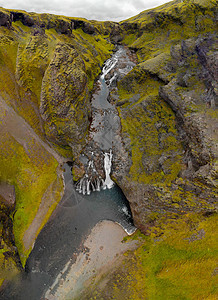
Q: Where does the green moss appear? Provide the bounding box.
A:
[0,130,63,265]
[85,213,217,299]
[131,213,218,300]
[15,34,51,102]
[0,222,20,286]
[121,0,217,63]
[117,69,183,185]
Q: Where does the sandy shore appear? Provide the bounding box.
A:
[45,220,138,299]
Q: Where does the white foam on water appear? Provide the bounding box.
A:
[103,149,114,189]
[101,57,118,80]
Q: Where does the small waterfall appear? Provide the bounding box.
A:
[75,160,104,195]
[101,57,118,80]
[75,150,114,195]
[109,71,118,87]
[103,149,114,189]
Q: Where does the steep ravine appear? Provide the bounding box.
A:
[0,0,217,298]
[0,45,138,300]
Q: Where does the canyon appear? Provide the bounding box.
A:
[0,0,217,298]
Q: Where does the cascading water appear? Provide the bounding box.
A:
[75,149,114,195]
[75,46,135,195]
[101,57,118,79]
[103,149,114,189]
[75,159,104,195]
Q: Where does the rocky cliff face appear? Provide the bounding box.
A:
[111,0,217,232]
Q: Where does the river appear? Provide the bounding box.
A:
[0,46,137,300]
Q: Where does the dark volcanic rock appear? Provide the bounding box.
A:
[110,24,123,43]
[46,18,72,35]
[196,34,218,107]
[0,11,12,28]
[72,20,95,34]
[11,12,35,27]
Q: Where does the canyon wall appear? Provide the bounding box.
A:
[112,0,217,231]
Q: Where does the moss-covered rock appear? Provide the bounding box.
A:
[40,42,90,154]
[0,183,23,286]
[0,10,12,28]
[111,0,218,232]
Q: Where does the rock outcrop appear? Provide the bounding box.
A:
[40,42,90,155]
[112,0,217,232]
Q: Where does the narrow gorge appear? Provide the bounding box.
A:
[0,0,217,299]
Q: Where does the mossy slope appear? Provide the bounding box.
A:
[0,8,115,283]
[112,0,217,231]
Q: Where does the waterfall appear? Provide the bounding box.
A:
[103,149,114,189]
[101,57,118,80]
[75,150,114,195]
[75,46,135,195]
[75,159,104,195]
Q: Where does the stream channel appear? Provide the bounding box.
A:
[0,46,136,300]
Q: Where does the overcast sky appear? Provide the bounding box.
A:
[0,0,170,21]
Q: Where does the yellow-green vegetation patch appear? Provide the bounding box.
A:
[86,213,217,300]
[117,67,183,185]
[120,97,182,184]
[0,224,20,286]
[130,213,218,300]
[139,52,173,82]
[0,130,63,265]
[15,33,51,102]
[121,0,217,63]
[73,28,114,91]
